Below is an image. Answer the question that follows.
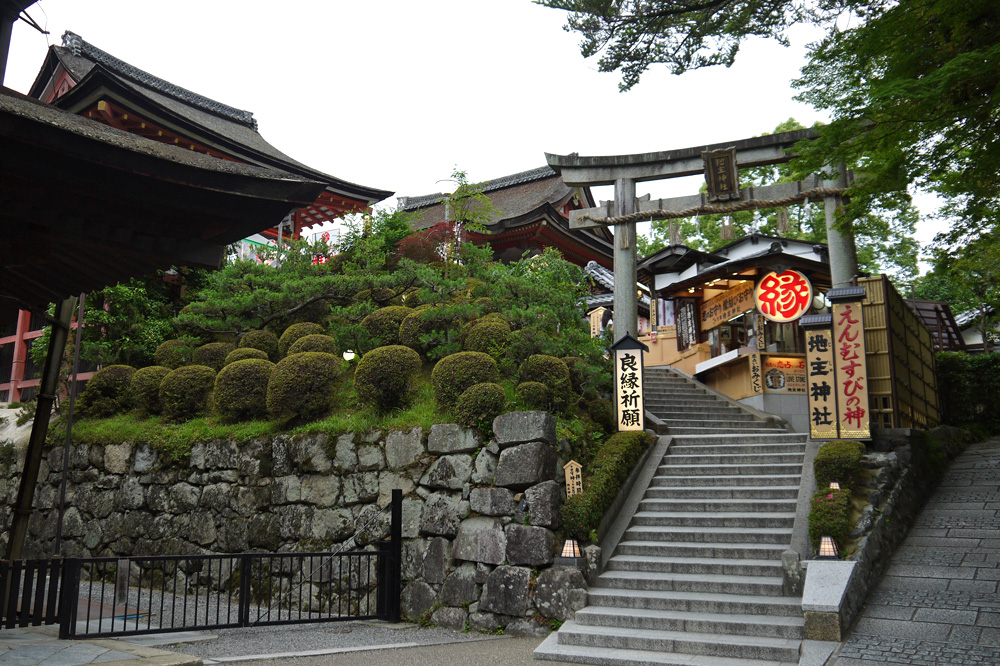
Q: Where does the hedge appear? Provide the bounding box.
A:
[160,365,216,422]
[354,345,422,411]
[192,342,236,372]
[77,365,136,418]
[808,487,851,554]
[267,352,344,421]
[814,440,866,488]
[131,366,170,415]
[278,322,325,358]
[360,306,414,349]
[561,430,655,541]
[154,339,196,369]
[287,334,339,357]
[214,359,275,422]
[455,382,507,434]
[224,347,269,366]
[431,352,500,407]
[936,351,1000,435]
[239,330,279,361]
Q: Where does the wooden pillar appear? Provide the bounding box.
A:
[613,178,638,341]
[823,165,858,289]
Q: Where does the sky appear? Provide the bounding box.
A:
[3,0,942,250]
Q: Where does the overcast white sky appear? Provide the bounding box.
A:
[4,0,942,249]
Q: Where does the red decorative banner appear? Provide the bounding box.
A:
[755,270,814,323]
[805,329,839,439]
[832,302,871,438]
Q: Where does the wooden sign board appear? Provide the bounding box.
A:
[588,307,607,338]
[564,460,583,498]
[700,281,755,331]
[702,148,740,201]
[748,351,763,396]
[832,302,871,438]
[806,329,839,439]
[615,348,645,430]
[763,356,807,394]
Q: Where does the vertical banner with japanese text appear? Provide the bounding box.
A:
[832,301,871,438]
[748,351,763,396]
[612,333,649,432]
[805,329,839,439]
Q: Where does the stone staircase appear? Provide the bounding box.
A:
[536,368,806,666]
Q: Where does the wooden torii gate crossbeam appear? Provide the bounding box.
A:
[545,128,857,341]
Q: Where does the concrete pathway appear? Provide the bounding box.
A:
[0,624,199,666]
[830,437,1000,666]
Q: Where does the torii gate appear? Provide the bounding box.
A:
[546,128,857,341]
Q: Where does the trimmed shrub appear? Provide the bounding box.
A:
[463,320,510,357]
[224,347,269,366]
[354,345,422,411]
[267,352,345,421]
[355,288,397,305]
[214,359,275,422]
[561,431,655,541]
[288,334,339,356]
[361,306,414,349]
[456,382,507,434]
[520,354,575,412]
[474,297,498,314]
[160,365,216,422]
[399,306,443,354]
[131,366,170,415]
[77,365,136,418]
[814,440,866,488]
[808,487,851,554]
[154,339,196,369]
[516,381,551,411]
[278,322,325,358]
[192,342,236,372]
[431,352,500,407]
[239,330,279,361]
[587,398,615,434]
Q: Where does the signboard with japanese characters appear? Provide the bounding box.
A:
[748,351,764,396]
[675,299,699,350]
[755,270,814,323]
[763,356,807,394]
[753,312,766,350]
[700,281,755,331]
[564,460,583,498]
[611,333,649,432]
[702,148,741,201]
[805,329,839,439]
[588,307,607,338]
[832,302,871,438]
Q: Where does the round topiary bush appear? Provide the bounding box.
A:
[463,320,511,357]
[474,297,498,314]
[287,334,339,356]
[239,330,279,361]
[520,355,575,412]
[455,382,507,434]
[278,322,326,358]
[154,339,196,369]
[267,352,345,421]
[224,347,269,366]
[431,352,500,407]
[399,306,441,354]
[192,342,236,372]
[214,359,275,422]
[354,345,422,411]
[361,306,414,349]
[516,381,551,411]
[131,365,170,415]
[77,365,137,417]
[814,440,867,488]
[159,365,216,422]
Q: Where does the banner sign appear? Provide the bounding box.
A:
[612,333,649,432]
[700,280,755,331]
[755,270,814,323]
[748,351,763,396]
[833,301,871,438]
[763,356,807,394]
[702,148,741,201]
[806,329,839,439]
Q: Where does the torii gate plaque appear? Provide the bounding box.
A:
[545,128,857,342]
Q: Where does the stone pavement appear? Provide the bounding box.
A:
[830,437,1000,666]
[0,624,199,666]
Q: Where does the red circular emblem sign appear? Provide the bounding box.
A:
[754,270,814,323]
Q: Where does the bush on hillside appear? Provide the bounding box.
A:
[239,330,279,361]
[354,345,422,411]
[431,352,500,407]
[516,382,551,411]
[814,440,866,488]
[267,352,345,421]
[214,359,275,422]
[160,365,216,422]
[192,342,236,372]
[561,431,655,541]
[520,354,575,412]
[936,351,1000,434]
[361,306,414,349]
[278,322,325,358]
[505,329,543,368]
[808,487,851,554]
[224,347,269,366]
[154,339,196,369]
[131,366,170,415]
[288,334,339,356]
[463,320,511,358]
[399,306,443,354]
[587,398,615,434]
[562,356,587,393]
[455,382,507,435]
[77,365,136,418]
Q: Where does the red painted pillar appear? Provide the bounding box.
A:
[9,309,31,402]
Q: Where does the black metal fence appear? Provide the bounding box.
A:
[0,489,403,639]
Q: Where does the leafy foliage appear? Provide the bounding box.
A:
[130,366,170,415]
[287,334,339,357]
[76,365,136,418]
[935,352,1000,434]
[192,342,236,372]
[360,306,414,349]
[214,359,275,423]
[808,487,851,553]
[431,352,500,407]
[463,320,511,358]
[813,440,865,488]
[520,354,575,413]
[516,381,551,411]
[354,346,422,412]
[239,330,279,361]
[154,339,196,369]
[267,352,345,421]
[224,347,270,366]
[454,382,507,435]
[160,365,216,422]
[278,322,325,358]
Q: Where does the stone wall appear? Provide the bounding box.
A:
[0,411,588,635]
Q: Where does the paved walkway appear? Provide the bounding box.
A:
[831,437,1000,666]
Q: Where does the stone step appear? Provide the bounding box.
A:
[638,498,797,513]
[669,434,807,445]
[615,540,789,560]
[586,587,802,616]
[554,620,801,662]
[664,452,805,465]
[646,398,732,408]
[653,410,756,422]
[573,606,804,639]
[534,633,799,666]
[605,555,782,577]
[651,474,802,488]
[656,463,803,476]
[666,426,786,435]
[596,570,784,596]
[623,525,793,545]
[668,442,805,455]
[631,511,795,529]
[645,485,801,499]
